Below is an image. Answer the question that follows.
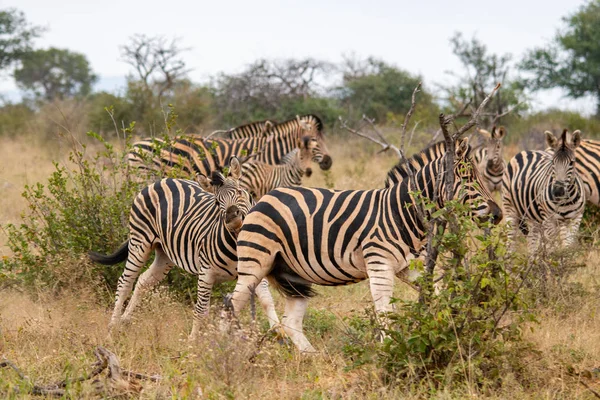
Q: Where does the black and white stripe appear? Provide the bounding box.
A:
[228,138,502,352]
[502,129,585,253]
[239,136,317,200]
[127,114,332,179]
[89,158,280,339]
[472,125,506,193]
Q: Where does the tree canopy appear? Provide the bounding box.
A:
[338,56,435,123]
[520,0,600,116]
[14,48,97,101]
[0,8,42,71]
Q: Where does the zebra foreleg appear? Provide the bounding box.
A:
[366,259,396,341]
[561,215,582,248]
[189,273,216,341]
[121,247,174,324]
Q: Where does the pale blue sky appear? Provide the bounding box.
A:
[1,0,595,114]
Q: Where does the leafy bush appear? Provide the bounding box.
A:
[343,198,538,390]
[1,109,204,302]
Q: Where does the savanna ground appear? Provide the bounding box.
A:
[1,125,600,399]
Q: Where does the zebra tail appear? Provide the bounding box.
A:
[268,256,317,298]
[88,241,129,265]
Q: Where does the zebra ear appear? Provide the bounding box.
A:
[545,131,558,149]
[228,157,242,180]
[496,126,506,139]
[196,174,214,193]
[571,130,582,148]
[455,137,469,159]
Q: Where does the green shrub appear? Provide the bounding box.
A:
[1,109,206,302]
[342,197,538,390]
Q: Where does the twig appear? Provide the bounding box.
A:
[0,347,159,397]
[339,117,402,158]
[205,129,228,139]
[454,83,501,139]
[400,83,421,158]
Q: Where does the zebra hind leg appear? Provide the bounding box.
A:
[282,296,315,353]
[254,279,281,329]
[109,241,152,330]
[120,246,174,324]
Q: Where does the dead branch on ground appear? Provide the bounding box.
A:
[0,346,160,397]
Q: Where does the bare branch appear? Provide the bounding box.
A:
[454,83,501,139]
[339,116,402,158]
[400,82,421,157]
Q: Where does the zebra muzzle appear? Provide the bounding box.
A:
[225,206,243,232]
[552,182,567,198]
[319,155,332,170]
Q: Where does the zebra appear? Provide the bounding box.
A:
[226,137,502,352]
[502,129,585,254]
[88,157,280,340]
[238,136,318,200]
[472,125,507,193]
[223,119,277,139]
[384,126,506,193]
[546,137,600,206]
[127,114,332,179]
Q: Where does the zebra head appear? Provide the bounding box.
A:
[297,136,322,178]
[545,129,582,199]
[197,157,253,233]
[485,125,506,171]
[296,115,332,171]
[447,137,503,225]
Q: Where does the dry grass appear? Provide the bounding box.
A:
[1,131,600,398]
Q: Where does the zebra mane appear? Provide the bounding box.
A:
[229,119,276,133]
[280,148,300,165]
[269,114,324,139]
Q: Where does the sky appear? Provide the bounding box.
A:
[1,0,596,114]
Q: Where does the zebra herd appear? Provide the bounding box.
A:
[90,114,599,353]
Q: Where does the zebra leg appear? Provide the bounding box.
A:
[109,241,152,329]
[282,296,315,353]
[189,272,216,341]
[366,261,396,315]
[121,247,174,324]
[254,279,280,328]
[561,215,582,248]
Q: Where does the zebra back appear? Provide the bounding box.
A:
[223,119,278,139]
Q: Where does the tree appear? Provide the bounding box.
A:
[14,48,97,101]
[120,34,189,99]
[520,1,600,116]
[441,33,526,127]
[211,58,339,126]
[338,56,435,123]
[0,8,43,71]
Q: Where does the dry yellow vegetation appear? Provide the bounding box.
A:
[1,131,599,399]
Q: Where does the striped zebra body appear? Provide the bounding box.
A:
[89,159,280,339]
[128,114,331,179]
[239,137,316,200]
[222,119,277,139]
[229,138,502,352]
[386,126,506,193]
[502,129,585,254]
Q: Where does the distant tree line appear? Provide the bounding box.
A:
[1,1,600,138]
